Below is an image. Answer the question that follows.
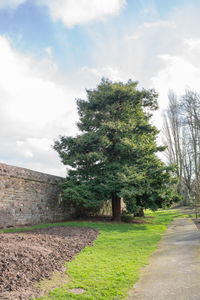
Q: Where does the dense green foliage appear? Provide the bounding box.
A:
[54,79,179,219]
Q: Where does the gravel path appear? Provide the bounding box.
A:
[128,218,200,300]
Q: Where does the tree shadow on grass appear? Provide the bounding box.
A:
[2,220,149,236]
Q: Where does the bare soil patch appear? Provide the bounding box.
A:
[68,287,86,294]
[0,226,98,300]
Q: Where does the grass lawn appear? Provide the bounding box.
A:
[1,209,183,299]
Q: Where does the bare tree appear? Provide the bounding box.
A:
[163,92,185,199]
[181,91,200,212]
[163,90,194,206]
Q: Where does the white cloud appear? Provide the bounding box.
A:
[81,65,131,82]
[45,46,52,56]
[84,5,200,134]
[125,33,141,41]
[152,54,200,97]
[0,0,126,28]
[0,0,26,10]
[184,38,200,50]
[0,36,84,176]
[37,0,126,28]
[88,4,200,104]
[143,20,175,29]
[2,2,200,171]
[150,54,200,132]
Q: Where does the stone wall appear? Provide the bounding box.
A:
[0,163,70,228]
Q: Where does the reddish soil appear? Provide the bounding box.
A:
[0,226,98,300]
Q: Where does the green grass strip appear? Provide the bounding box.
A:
[1,209,182,299]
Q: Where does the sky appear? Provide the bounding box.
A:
[1,0,200,176]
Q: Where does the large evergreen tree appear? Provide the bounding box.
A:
[54,79,179,221]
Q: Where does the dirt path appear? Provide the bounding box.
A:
[128,218,200,300]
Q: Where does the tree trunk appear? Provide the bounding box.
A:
[134,207,144,217]
[111,194,121,222]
